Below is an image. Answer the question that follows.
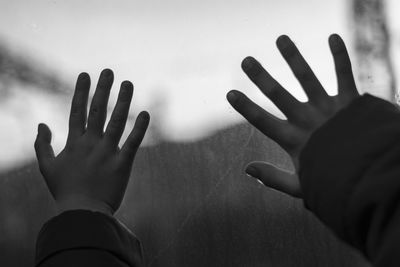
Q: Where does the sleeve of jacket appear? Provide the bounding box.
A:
[299,93,400,267]
[34,209,144,267]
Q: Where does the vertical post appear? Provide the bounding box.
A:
[351,0,397,102]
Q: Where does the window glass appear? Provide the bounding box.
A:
[0,0,393,266]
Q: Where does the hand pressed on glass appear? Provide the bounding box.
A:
[34,69,150,215]
[227,34,359,197]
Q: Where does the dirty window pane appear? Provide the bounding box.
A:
[1,0,395,266]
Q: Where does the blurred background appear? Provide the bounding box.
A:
[0,0,397,266]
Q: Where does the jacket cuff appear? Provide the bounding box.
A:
[35,209,144,266]
[299,94,399,241]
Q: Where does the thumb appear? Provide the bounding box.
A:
[34,123,55,174]
[245,161,302,198]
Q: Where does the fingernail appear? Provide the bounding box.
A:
[227,91,238,103]
[245,166,259,178]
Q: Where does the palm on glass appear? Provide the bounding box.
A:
[34,69,150,215]
[227,34,359,198]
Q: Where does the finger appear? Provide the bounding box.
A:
[119,111,150,164]
[328,34,359,98]
[245,161,302,198]
[34,123,55,174]
[67,72,90,142]
[104,81,133,147]
[241,56,305,123]
[227,90,299,151]
[87,69,114,135]
[276,35,329,104]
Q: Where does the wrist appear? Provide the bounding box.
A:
[55,195,114,216]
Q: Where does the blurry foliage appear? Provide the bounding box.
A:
[352,0,396,101]
[0,41,68,100]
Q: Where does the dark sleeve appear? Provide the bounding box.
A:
[299,94,400,267]
[35,209,144,267]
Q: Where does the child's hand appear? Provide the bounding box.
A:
[227,34,359,198]
[34,69,150,215]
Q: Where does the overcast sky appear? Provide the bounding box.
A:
[0,0,394,170]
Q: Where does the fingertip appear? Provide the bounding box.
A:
[38,123,43,133]
[276,34,291,47]
[102,68,113,75]
[100,68,114,81]
[78,72,90,81]
[226,90,239,103]
[329,33,341,42]
[242,57,264,78]
[244,161,267,176]
[120,81,134,100]
[139,111,150,124]
[121,80,133,89]
[36,124,43,144]
[328,33,344,52]
[241,56,256,71]
[38,123,48,132]
[245,165,259,178]
[76,72,91,90]
[38,123,52,141]
[328,34,335,43]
